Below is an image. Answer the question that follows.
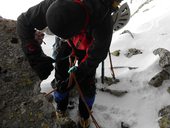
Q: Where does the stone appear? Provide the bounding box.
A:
[111,50,121,56]
[100,88,128,97]
[148,70,170,87]
[159,105,170,128]
[0,18,57,128]
[124,48,142,58]
[153,48,170,69]
[149,48,170,87]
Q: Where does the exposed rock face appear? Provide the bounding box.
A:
[149,48,170,87]
[153,48,170,74]
[159,105,170,128]
[124,48,142,58]
[148,70,170,87]
[0,18,56,127]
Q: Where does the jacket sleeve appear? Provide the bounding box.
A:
[76,14,114,80]
[16,0,55,43]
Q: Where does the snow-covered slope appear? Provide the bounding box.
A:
[93,0,170,128]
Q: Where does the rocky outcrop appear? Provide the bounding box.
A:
[159,105,170,128]
[149,48,170,87]
[0,18,57,128]
[124,48,142,58]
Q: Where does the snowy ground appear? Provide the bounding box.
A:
[1,0,170,127]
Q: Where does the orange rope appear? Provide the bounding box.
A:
[45,56,101,128]
[72,73,101,128]
[69,56,100,128]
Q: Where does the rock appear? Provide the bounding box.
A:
[159,115,170,128]
[56,116,77,128]
[158,105,170,128]
[111,50,121,56]
[149,48,170,87]
[100,88,128,97]
[167,87,170,94]
[124,48,142,58]
[0,18,57,127]
[159,105,170,117]
[148,70,170,87]
[121,121,130,128]
[153,48,170,74]
[42,92,54,103]
[104,76,116,85]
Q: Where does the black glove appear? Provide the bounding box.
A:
[22,40,55,80]
[56,79,69,92]
[54,78,75,92]
[29,55,55,80]
[22,39,42,56]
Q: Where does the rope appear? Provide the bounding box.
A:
[72,73,101,128]
[68,56,100,128]
[44,87,57,97]
[45,52,101,128]
[44,56,77,97]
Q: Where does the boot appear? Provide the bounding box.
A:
[78,117,90,128]
[56,110,77,128]
[56,110,67,119]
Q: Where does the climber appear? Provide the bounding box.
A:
[16,0,130,127]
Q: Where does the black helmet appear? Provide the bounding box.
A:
[113,0,123,2]
[46,0,86,39]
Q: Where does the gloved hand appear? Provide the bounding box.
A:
[22,39,55,80]
[56,79,70,92]
[54,66,78,92]
[34,30,45,45]
[29,55,55,80]
[23,39,42,56]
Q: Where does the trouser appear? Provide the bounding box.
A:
[52,37,96,119]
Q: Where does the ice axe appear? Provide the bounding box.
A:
[101,51,119,84]
[108,50,120,83]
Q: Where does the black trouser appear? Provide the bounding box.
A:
[53,37,96,119]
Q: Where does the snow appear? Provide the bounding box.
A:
[1,0,170,127]
[0,0,42,20]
